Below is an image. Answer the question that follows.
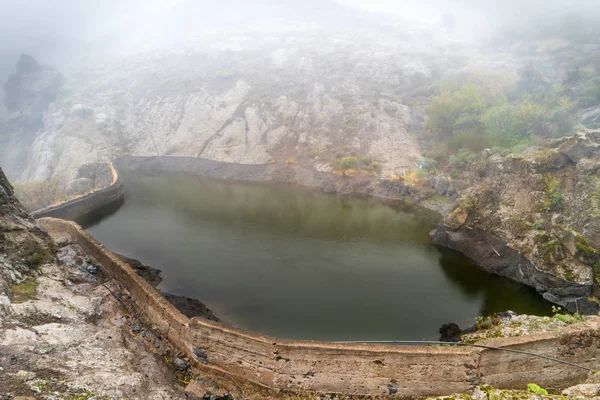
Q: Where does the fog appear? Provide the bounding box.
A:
[1,0,599,74]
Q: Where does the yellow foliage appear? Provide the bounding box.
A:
[557,96,578,111]
[13,180,67,212]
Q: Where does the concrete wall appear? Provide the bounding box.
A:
[38,217,600,398]
[32,162,124,221]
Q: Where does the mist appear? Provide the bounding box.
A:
[1,0,599,75]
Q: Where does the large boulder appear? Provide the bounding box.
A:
[558,135,600,163]
[434,174,450,196]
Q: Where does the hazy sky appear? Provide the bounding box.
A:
[0,0,598,76]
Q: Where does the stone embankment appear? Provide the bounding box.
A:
[38,217,600,398]
[31,161,124,220]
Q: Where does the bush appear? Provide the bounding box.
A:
[449,149,477,169]
[527,383,548,395]
[542,174,562,211]
[339,156,358,170]
[26,252,47,267]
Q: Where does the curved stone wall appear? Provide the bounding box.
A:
[37,217,600,398]
[32,162,124,221]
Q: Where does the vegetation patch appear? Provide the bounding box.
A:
[541,174,562,211]
[527,383,548,395]
[10,275,39,303]
[575,234,597,259]
[331,149,382,175]
[13,179,68,212]
[26,251,49,268]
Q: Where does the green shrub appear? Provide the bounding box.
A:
[527,383,548,395]
[26,252,47,267]
[532,220,545,230]
[340,156,358,170]
[449,149,478,169]
[541,174,562,211]
[575,234,597,258]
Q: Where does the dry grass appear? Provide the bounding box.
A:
[13,180,68,212]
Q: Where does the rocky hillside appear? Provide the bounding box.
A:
[431,130,600,314]
[0,2,474,190]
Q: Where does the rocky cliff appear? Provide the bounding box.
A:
[0,166,198,398]
[0,12,471,189]
[431,130,600,313]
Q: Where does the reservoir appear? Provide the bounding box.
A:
[81,171,551,341]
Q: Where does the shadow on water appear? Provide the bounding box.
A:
[77,195,125,229]
[82,170,552,340]
[436,246,552,318]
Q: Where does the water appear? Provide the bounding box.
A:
[80,171,551,341]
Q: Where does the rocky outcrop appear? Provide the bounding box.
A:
[0,54,63,181]
[0,167,195,398]
[431,131,600,313]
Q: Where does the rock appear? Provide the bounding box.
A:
[583,217,600,250]
[495,310,517,319]
[558,135,600,163]
[560,230,577,256]
[563,383,600,398]
[66,177,93,196]
[16,370,36,382]
[3,54,63,114]
[193,348,209,364]
[55,236,73,247]
[581,105,600,128]
[446,183,457,197]
[576,158,600,173]
[315,163,333,173]
[439,322,462,342]
[86,264,99,274]
[471,386,488,400]
[434,174,450,196]
[387,382,399,395]
[172,357,189,371]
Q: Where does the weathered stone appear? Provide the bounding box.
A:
[434,174,450,196]
[560,230,577,257]
[563,383,600,398]
[576,158,600,173]
[439,322,462,342]
[559,136,600,163]
[583,217,600,250]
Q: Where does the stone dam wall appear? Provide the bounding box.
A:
[37,217,600,398]
[32,161,124,221]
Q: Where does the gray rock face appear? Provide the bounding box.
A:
[583,216,600,250]
[0,54,64,181]
[430,226,598,314]
[434,174,450,196]
[2,53,63,114]
[558,135,600,163]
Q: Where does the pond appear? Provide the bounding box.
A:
[80,171,551,341]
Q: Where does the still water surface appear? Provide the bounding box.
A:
[81,172,551,341]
